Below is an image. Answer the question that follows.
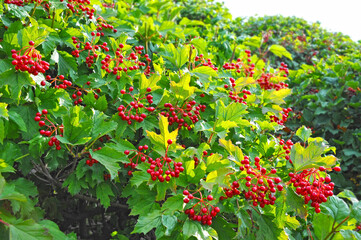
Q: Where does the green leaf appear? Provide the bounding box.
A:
[0,184,27,202]
[255,214,288,240]
[89,144,122,179]
[146,115,182,155]
[132,210,162,234]
[130,170,150,187]
[183,219,213,240]
[321,196,350,222]
[191,66,218,77]
[50,49,77,78]
[0,70,34,100]
[269,44,293,60]
[244,36,262,48]
[39,220,68,240]
[90,111,117,140]
[61,106,92,145]
[161,215,177,236]
[62,173,87,195]
[291,141,337,172]
[8,110,27,132]
[140,74,161,94]
[160,44,189,69]
[96,182,115,208]
[170,73,197,101]
[286,188,308,218]
[0,103,9,120]
[161,195,183,215]
[217,100,247,126]
[296,126,312,142]
[0,119,4,144]
[9,219,52,240]
[179,17,205,26]
[313,214,333,239]
[211,217,236,240]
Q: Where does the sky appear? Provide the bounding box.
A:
[214,0,361,42]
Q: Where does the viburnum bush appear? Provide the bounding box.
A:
[0,0,361,239]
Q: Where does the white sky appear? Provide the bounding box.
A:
[214,0,361,42]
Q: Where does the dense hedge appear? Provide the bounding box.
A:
[0,0,361,239]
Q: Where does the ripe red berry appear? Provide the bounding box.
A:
[183,190,189,195]
[146,87,151,92]
[207,195,213,201]
[167,139,173,145]
[124,150,130,155]
[183,198,189,203]
[333,166,341,172]
[42,109,48,115]
[319,166,326,171]
[214,207,220,213]
[120,89,126,94]
[29,40,35,46]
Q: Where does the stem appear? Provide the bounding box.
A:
[229,43,236,62]
[323,216,350,240]
[51,10,55,28]
[14,153,30,162]
[0,219,10,227]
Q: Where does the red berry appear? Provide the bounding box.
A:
[207,195,213,201]
[29,41,35,46]
[183,198,189,203]
[167,139,173,145]
[146,87,151,92]
[183,190,189,195]
[42,109,48,115]
[319,166,326,171]
[124,150,130,155]
[333,166,341,172]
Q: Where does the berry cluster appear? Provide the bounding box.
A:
[288,166,340,213]
[4,0,49,7]
[124,140,184,182]
[220,181,240,200]
[222,50,253,76]
[66,0,95,19]
[224,77,252,104]
[103,173,111,180]
[270,107,292,126]
[11,41,50,76]
[346,87,358,97]
[194,54,218,71]
[278,62,289,77]
[117,87,155,125]
[123,144,149,176]
[101,44,151,79]
[85,148,101,166]
[71,35,109,68]
[274,137,293,163]
[95,18,117,34]
[41,75,72,88]
[257,72,289,91]
[183,191,220,226]
[160,101,206,130]
[239,156,283,207]
[34,109,63,150]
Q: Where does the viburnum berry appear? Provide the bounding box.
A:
[167,139,173,145]
[237,155,283,207]
[117,86,155,125]
[160,100,206,130]
[11,42,49,76]
[183,190,220,225]
[34,110,63,151]
[288,166,339,213]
